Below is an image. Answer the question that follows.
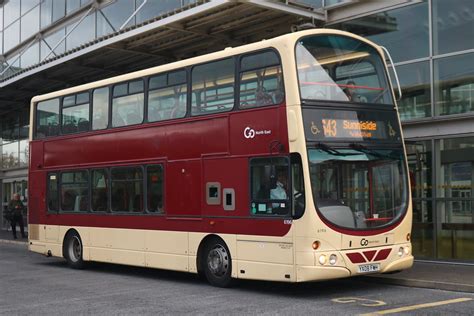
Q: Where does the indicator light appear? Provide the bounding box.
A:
[312,241,321,250]
[406,233,411,241]
[329,254,337,265]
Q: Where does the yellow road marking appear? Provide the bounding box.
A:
[360,298,473,315]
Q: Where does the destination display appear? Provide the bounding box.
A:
[303,108,401,142]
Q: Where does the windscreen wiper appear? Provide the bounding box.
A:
[315,143,359,156]
[349,143,398,159]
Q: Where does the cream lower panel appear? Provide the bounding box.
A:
[237,240,294,265]
[145,230,188,255]
[29,240,62,258]
[89,227,146,251]
[296,265,351,282]
[88,247,146,267]
[237,260,295,282]
[145,252,188,272]
[45,225,60,242]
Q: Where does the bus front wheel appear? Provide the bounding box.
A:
[203,239,233,287]
[64,231,84,269]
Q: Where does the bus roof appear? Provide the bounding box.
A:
[31,28,382,103]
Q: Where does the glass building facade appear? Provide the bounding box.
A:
[0,0,473,262]
[333,0,474,261]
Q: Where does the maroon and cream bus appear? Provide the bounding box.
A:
[28,29,413,287]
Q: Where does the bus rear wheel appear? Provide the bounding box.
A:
[203,239,233,287]
[64,231,84,269]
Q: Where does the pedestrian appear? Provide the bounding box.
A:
[8,193,26,239]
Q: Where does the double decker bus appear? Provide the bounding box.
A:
[28,29,412,287]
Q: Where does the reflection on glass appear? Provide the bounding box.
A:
[334,2,429,62]
[411,200,434,258]
[112,94,144,127]
[20,42,39,68]
[41,28,66,60]
[22,0,40,15]
[191,58,235,115]
[406,141,432,199]
[2,113,19,143]
[41,0,53,29]
[1,142,19,169]
[437,201,474,260]
[147,165,164,213]
[62,104,90,133]
[433,0,474,55]
[4,0,20,27]
[4,21,20,53]
[308,147,408,230]
[111,167,143,212]
[436,137,474,260]
[395,62,431,120]
[434,53,474,116]
[60,171,89,212]
[19,139,29,166]
[136,0,181,24]
[52,0,66,22]
[66,13,95,50]
[67,0,81,13]
[36,98,60,138]
[21,6,40,41]
[97,0,134,37]
[92,87,109,130]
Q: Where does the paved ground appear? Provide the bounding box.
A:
[1,242,473,315]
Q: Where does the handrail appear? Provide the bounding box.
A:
[380,46,402,101]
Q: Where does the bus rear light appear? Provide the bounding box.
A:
[312,241,321,250]
[398,247,404,257]
[318,254,327,265]
[406,233,411,241]
[329,254,337,265]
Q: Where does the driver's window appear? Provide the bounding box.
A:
[250,157,290,216]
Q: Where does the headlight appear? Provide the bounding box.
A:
[318,254,327,265]
[398,247,404,257]
[404,246,410,255]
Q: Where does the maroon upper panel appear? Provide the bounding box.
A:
[29,104,292,237]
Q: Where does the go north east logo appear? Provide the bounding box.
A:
[244,127,272,139]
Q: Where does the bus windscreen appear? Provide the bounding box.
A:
[296,34,393,105]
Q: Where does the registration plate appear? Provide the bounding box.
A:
[357,263,380,274]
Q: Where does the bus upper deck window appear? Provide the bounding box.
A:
[36,98,60,138]
[239,50,284,108]
[191,58,235,116]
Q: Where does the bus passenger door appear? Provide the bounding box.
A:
[166,161,201,217]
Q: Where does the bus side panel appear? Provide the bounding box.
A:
[202,157,248,217]
[166,160,202,217]
[229,105,288,155]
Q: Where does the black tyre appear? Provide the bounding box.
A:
[203,238,233,287]
[64,231,84,269]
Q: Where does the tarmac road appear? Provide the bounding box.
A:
[1,242,473,315]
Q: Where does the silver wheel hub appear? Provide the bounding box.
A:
[207,244,229,277]
[69,236,82,262]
